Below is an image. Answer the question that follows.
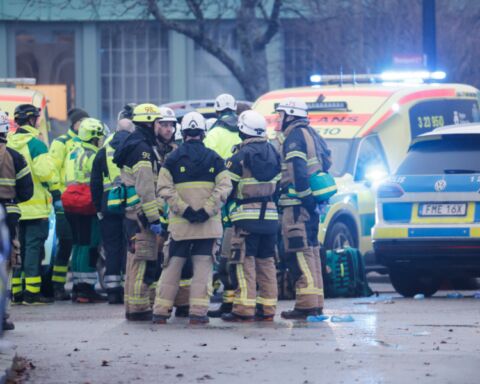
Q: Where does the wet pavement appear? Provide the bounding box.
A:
[4,282,480,384]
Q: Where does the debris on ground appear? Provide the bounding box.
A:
[331,315,354,323]
[414,294,425,300]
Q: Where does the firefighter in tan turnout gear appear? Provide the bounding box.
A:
[277,98,330,319]
[153,111,232,325]
[221,110,281,322]
[112,103,164,321]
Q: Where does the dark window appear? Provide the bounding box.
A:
[409,99,480,138]
[100,22,169,128]
[397,135,480,175]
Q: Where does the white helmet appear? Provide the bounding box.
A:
[181,111,207,132]
[276,98,308,118]
[237,110,267,137]
[158,107,177,122]
[0,111,10,134]
[215,93,237,112]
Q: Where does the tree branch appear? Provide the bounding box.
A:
[253,0,282,49]
[147,0,249,88]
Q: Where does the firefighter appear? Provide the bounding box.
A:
[220,110,281,322]
[155,106,192,318]
[0,111,33,328]
[203,94,240,315]
[276,98,328,319]
[152,111,232,325]
[7,104,60,304]
[204,93,241,159]
[90,118,134,304]
[49,108,89,300]
[112,103,164,321]
[63,118,106,303]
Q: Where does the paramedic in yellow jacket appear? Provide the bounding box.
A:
[204,93,241,159]
[49,108,89,300]
[153,111,232,325]
[63,118,106,303]
[7,104,60,305]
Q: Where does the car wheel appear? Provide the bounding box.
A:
[325,221,355,251]
[389,267,440,297]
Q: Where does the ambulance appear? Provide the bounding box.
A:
[253,77,480,268]
[0,78,51,144]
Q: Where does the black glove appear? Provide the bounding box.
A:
[195,208,210,223]
[301,194,317,213]
[183,207,199,223]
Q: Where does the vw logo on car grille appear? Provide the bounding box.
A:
[434,179,447,192]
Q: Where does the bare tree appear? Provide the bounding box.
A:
[143,0,283,100]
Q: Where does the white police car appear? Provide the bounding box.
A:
[372,123,480,296]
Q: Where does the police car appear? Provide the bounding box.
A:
[253,76,480,269]
[373,124,480,296]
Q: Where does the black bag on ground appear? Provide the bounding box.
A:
[323,247,373,298]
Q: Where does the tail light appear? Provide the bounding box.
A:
[377,183,404,198]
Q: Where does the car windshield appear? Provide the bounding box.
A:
[324,139,352,177]
[396,134,480,175]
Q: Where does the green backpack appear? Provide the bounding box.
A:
[323,247,373,298]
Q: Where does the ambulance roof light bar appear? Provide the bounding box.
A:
[0,78,37,86]
[309,71,446,85]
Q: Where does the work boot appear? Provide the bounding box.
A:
[189,315,209,325]
[280,308,317,320]
[254,314,275,322]
[11,292,23,305]
[174,306,189,318]
[126,310,153,322]
[152,314,169,324]
[107,291,124,305]
[22,292,54,306]
[76,283,107,304]
[221,312,254,323]
[255,304,274,322]
[207,303,232,318]
[54,285,71,301]
[2,318,14,331]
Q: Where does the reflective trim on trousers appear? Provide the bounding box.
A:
[104,275,123,288]
[133,261,146,303]
[125,295,150,305]
[234,264,256,306]
[296,251,315,290]
[25,276,41,294]
[179,279,191,287]
[223,290,235,303]
[190,297,210,307]
[256,297,277,306]
[155,297,174,308]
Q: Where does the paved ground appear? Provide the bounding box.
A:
[4,283,480,384]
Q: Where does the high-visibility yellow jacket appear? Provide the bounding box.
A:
[65,141,99,186]
[204,113,241,159]
[7,125,59,220]
[49,129,80,191]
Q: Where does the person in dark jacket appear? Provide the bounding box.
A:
[90,118,134,304]
[0,110,33,329]
[112,104,164,321]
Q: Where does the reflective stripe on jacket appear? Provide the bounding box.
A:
[7,125,59,219]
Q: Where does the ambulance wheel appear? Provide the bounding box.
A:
[389,267,440,297]
[325,222,355,251]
